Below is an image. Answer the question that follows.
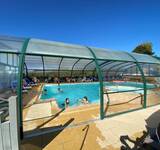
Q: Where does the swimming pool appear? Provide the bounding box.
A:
[40,82,156,108]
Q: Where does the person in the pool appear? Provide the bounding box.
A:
[81,96,89,104]
[58,87,63,93]
[43,89,47,95]
[65,98,70,108]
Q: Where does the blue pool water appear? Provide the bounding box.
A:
[40,82,156,108]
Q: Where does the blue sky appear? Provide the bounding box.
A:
[0,0,160,55]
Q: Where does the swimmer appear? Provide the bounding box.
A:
[43,89,47,95]
[81,96,89,104]
[58,87,63,92]
[65,98,70,107]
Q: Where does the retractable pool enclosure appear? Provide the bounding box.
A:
[0,35,160,137]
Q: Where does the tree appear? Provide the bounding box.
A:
[132,42,154,55]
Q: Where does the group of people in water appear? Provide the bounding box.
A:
[64,96,89,107]
[43,88,89,108]
[43,87,89,107]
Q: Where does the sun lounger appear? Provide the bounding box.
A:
[23,86,32,90]
[30,83,38,86]
[0,97,9,122]
[22,89,28,93]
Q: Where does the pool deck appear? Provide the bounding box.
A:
[21,104,160,150]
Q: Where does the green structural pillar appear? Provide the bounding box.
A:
[86,47,104,119]
[17,38,30,138]
[126,52,147,108]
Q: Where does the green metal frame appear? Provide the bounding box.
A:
[58,57,63,84]
[121,65,138,76]
[41,56,45,80]
[103,62,126,72]
[17,38,30,138]
[70,58,81,78]
[24,62,28,77]
[92,61,113,77]
[86,47,104,119]
[99,61,114,70]
[126,52,147,108]
[82,60,94,76]
[114,62,133,77]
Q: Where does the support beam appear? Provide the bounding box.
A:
[58,57,63,85]
[121,64,137,76]
[114,62,134,76]
[92,61,113,76]
[86,47,104,119]
[103,62,126,72]
[70,59,81,78]
[82,60,94,77]
[41,56,45,81]
[17,38,30,139]
[24,62,28,77]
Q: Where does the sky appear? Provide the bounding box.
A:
[0,0,160,55]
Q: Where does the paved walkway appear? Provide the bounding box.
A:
[21,105,160,150]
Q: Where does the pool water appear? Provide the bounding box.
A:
[40,82,155,108]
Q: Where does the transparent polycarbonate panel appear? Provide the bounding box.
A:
[8,54,13,65]
[121,65,140,76]
[148,64,160,76]
[140,64,150,76]
[146,76,160,107]
[101,61,121,71]
[108,62,133,71]
[131,53,160,64]
[44,57,61,70]
[74,59,93,70]
[13,54,18,66]
[0,53,17,67]
[60,58,79,70]
[26,39,94,59]
[118,63,137,72]
[91,47,135,62]
[25,55,43,70]
[0,35,25,52]
[0,54,18,93]
[0,53,7,64]
[80,60,96,70]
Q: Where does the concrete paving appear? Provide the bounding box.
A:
[21,105,160,150]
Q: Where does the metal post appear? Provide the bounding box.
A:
[58,57,63,85]
[17,38,30,139]
[86,47,104,119]
[24,63,28,77]
[41,56,45,81]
